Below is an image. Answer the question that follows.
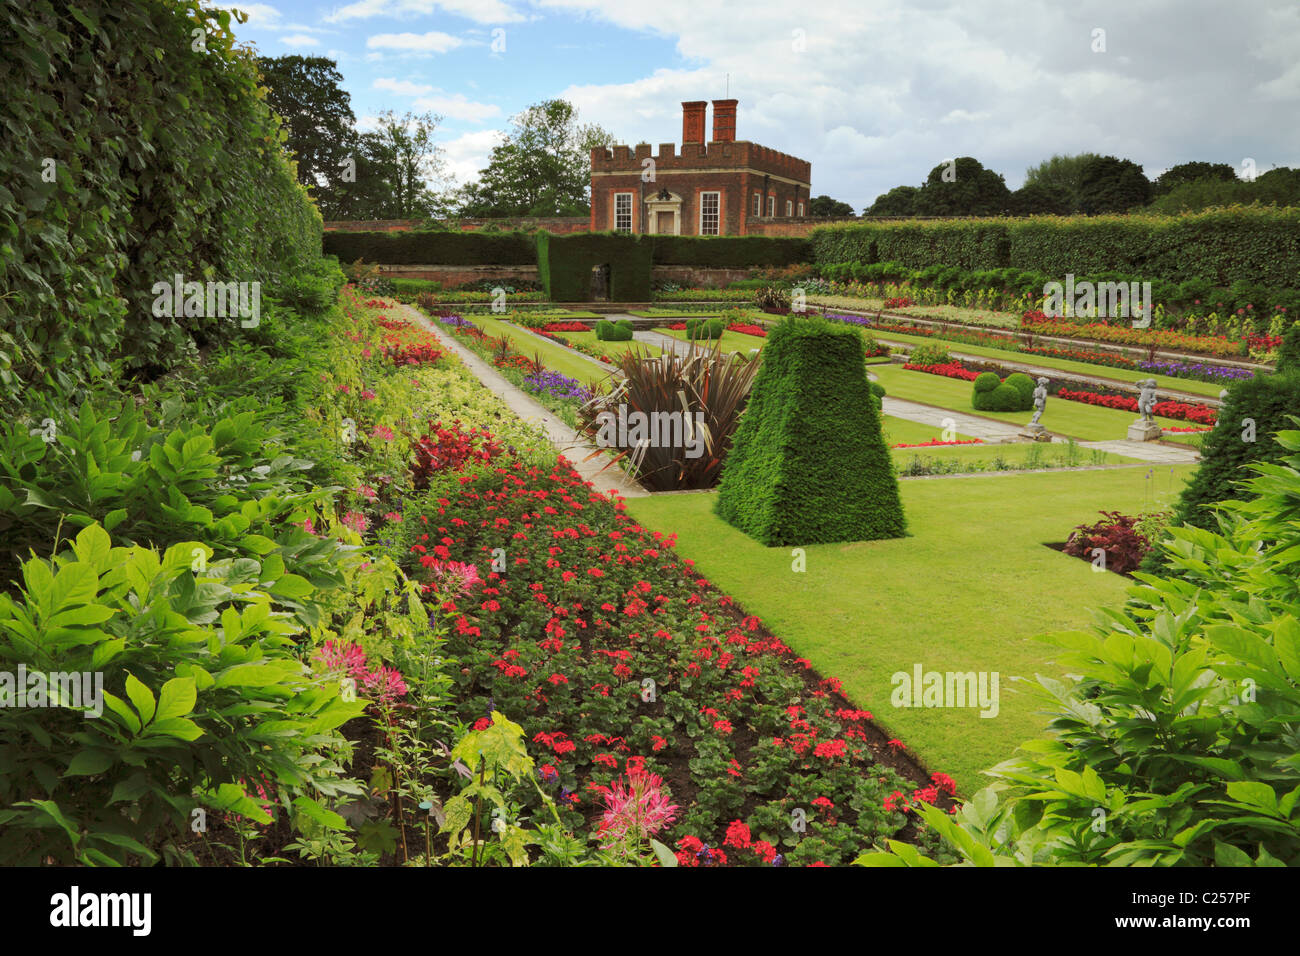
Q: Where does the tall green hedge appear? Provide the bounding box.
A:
[810,207,1300,286]
[1170,372,1300,531]
[652,236,809,267]
[715,316,906,545]
[537,232,654,302]
[1,0,322,402]
[323,230,537,266]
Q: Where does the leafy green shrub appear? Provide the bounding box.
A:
[1,0,322,403]
[1004,372,1036,406]
[869,381,886,398]
[0,523,366,865]
[685,317,726,340]
[391,278,444,295]
[716,316,906,545]
[1277,322,1300,374]
[908,344,951,366]
[972,371,1000,395]
[1170,372,1300,530]
[596,319,634,341]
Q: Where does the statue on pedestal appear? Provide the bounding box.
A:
[1138,378,1158,421]
[1029,377,1049,426]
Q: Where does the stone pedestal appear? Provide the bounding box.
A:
[1020,423,1049,441]
[1127,419,1163,442]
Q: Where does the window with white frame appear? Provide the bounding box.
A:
[614,192,633,232]
[767,195,775,217]
[752,192,761,216]
[785,199,793,216]
[700,192,720,235]
[797,201,804,217]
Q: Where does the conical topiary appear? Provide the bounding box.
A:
[714,316,906,546]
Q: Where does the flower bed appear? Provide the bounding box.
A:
[903,359,1219,425]
[903,361,979,381]
[892,438,985,449]
[542,321,593,333]
[1056,387,1217,424]
[1021,310,1247,358]
[726,322,768,337]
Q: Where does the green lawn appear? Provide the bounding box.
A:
[881,414,973,446]
[872,364,1203,444]
[859,325,1231,400]
[557,329,665,360]
[659,327,769,354]
[624,465,1198,795]
[465,315,616,389]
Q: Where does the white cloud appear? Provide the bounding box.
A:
[280,34,321,48]
[366,31,464,53]
[374,78,435,96]
[326,0,524,25]
[442,129,505,183]
[231,3,282,28]
[413,93,500,122]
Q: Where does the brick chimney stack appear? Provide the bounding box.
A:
[681,101,707,144]
[711,99,737,143]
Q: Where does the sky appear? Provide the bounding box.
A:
[228,0,1300,211]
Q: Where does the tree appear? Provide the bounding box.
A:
[345,110,454,219]
[1010,181,1072,215]
[457,100,614,217]
[1078,156,1152,214]
[255,55,358,219]
[1023,153,1100,213]
[808,195,855,217]
[864,186,916,217]
[912,157,1011,216]
[1152,161,1236,196]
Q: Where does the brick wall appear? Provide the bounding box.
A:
[323,217,590,234]
[373,263,539,288]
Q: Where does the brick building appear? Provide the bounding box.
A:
[589,100,812,236]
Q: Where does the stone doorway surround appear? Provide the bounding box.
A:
[645,188,682,235]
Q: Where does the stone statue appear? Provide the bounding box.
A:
[1029,377,1049,425]
[1137,378,1158,421]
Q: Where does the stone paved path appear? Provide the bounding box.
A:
[395,303,648,498]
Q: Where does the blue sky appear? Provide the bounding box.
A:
[229,0,1300,211]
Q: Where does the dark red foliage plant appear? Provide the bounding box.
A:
[1062,511,1156,574]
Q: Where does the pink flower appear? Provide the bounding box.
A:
[428,560,482,596]
[341,511,369,534]
[363,666,408,703]
[361,389,376,400]
[383,512,402,523]
[356,484,378,501]
[597,768,679,851]
[371,425,395,442]
[301,518,315,534]
[313,640,369,679]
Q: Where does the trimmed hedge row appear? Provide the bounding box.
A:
[324,231,809,271]
[652,235,809,267]
[537,232,654,302]
[715,316,906,546]
[811,207,1300,287]
[2,0,322,402]
[323,230,537,265]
